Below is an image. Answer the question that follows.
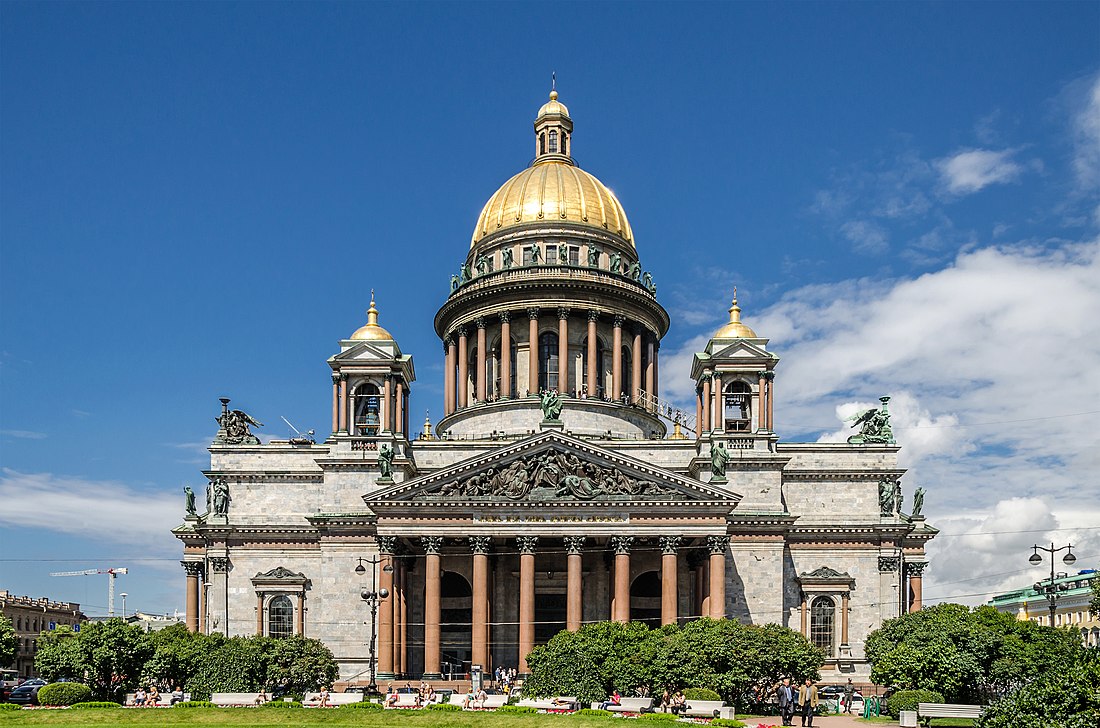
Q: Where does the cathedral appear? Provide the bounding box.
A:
[173,90,936,686]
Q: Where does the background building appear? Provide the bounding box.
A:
[0,591,84,677]
[173,91,937,686]
[990,569,1099,646]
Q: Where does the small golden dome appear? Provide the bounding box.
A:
[471,161,633,247]
[350,291,396,341]
[713,290,758,339]
[537,90,570,119]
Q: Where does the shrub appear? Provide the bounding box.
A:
[426,702,462,711]
[710,720,745,728]
[259,700,302,708]
[173,700,217,708]
[498,704,538,714]
[37,681,93,706]
[70,702,122,709]
[0,703,23,711]
[576,708,614,717]
[342,700,382,709]
[684,688,722,701]
[884,689,945,719]
[636,712,678,721]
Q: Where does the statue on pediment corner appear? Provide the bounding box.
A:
[912,487,925,517]
[215,403,263,446]
[846,396,895,444]
[184,485,196,516]
[212,478,230,515]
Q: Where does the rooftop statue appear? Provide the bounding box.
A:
[557,243,569,264]
[609,251,622,274]
[642,271,656,294]
[912,487,925,517]
[460,263,471,283]
[501,248,514,268]
[450,274,461,292]
[846,396,895,445]
[629,261,642,281]
[878,478,899,515]
[540,390,563,421]
[475,255,490,276]
[184,485,196,516]
[529,244,542,265]
[587,245,600,267]
[711,440,730,479]
[212,477,230,516]
[378,443,395,479]
[214,400,263,446]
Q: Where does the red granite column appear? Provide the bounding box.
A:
[586,311,598,396]
[612,536,634,622]
[645,335,655,409]
[470,537,491,670]
[565,537,585,631]
[331,375,340,434]
[476,318,487,402]
[660,536,681,626]
[395,381,405,436]
[708,536,729,619]
[457,327,469,410]
[377,538,395,677]
[256,593,264,635]
[338,374,348,433]
[383,376,393,432]
[758,373,767,431]
[712,373,723,432]
[421,537,443,677]
[701,375,712,434]
[445,337,456,415]
[500,312,512,398]
[183,562,200,632]
[527,308,539,394]
[612,316,624,399]
[631,327,643,403]
[557,308,570,393]
[518,536,538,673]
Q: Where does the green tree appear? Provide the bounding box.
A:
[184,635,269,700]
[0,616,14,668]
[1089,575,1100,618]
[141,623,214,691]
[34,619,153,702]
[865,603,1083,703]
[264,635,339,695]
[977,649,1100,728]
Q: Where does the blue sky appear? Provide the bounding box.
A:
[2,2,1098,617]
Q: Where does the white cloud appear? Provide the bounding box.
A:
[936,148,1024,194]
[0,429,47,439]
[0,469,181,547]
[1072,74,1100,190]
[840,220,890,254]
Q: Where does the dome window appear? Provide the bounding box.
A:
[538,332,560,392]
[548,130,558,154]
[723,380,752,432]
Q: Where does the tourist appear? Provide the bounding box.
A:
[598,689,621,710]
[254,690,268,705]
[146,685,160,706]
[170,686,184,705]
[670,689,686,715]
[776,678,795,726]
[475,687,488,708]
[384,688,399,708]
[658,689,671,712]
[319,686,330,707]
[134,687,146,706]
[844,679,855,714]
[462,688,476,709]
[797,678,819,727]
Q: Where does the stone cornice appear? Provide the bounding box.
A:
[781,469,906,480]
[201,470,324,483]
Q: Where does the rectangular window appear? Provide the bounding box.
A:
[546,247,558,264]
[522,247,534,265]
[568,246,579,265]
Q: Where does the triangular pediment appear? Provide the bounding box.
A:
[709,340,772,360]
[365,430,740,509]
[330,341,403,363]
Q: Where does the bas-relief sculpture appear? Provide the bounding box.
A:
[846,396,895,445]
[429,449,676,501]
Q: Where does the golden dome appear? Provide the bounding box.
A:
[713,290,758,339]
[537,89,570,119]
[350,292,396,341]
[471,161,633,247]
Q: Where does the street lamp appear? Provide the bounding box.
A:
[120,593,128,619]
[354,556,394,696]
[1029,542,1076,624]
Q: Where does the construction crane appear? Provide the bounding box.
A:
[49,568,128,617]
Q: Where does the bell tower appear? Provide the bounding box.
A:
[533,88,574,164]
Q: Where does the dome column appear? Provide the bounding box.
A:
[476,318,487,402]
[612,316,624,400]
[444,338,455,415]
[631,326,643,403]
[695,385,703,439]
[557,308,570,393]
[586,311,598,397]
[645,335,656,411]
[395,380,405,436]
[701,374,712,435]
[500,312,512,399]
[383,375,393,433]
[339,374,349,434]
[457,327,469,409]
[712,373,723,432]
[527,308,539,395]
[331,374,340,435]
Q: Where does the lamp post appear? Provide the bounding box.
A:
[120,593,128,619]
[354,556,394,696]
[1029,542,1076,624]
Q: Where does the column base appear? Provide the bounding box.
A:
[376,671,396,681]
[709,475,728,485]
[420,673,442,680]
[376,476,394,485]
[540,420,564,431]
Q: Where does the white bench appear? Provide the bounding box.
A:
[448,693,508,709]
[594,697,654,713]
[210,692,270,706]
[125,693,190,706]
[683,700,734,719]
[917,703,984,721]
[388,692,424,708]
[303,692,363,706]
[517,696,578,711]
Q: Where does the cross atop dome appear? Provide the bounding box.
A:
[534,86,573,165]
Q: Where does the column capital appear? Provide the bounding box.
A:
[588,310,600,322]
[906,561,928,576]
[707,535,730,554]
[377,536,398,555]
[659,535,683,555]
[421,536,445,555]
[456,326,468,338]
[475,317,487,330]
[878,555,901,572]
[610,535,635,555]
[558,307,571,320]
[339,373,348,382]
[613,314,625,328]
[498,311,511,323]
[469,536,493,554]
[516,535,539,554]
[700,372,712,383]
[760,369,776,381]
[563,536,586,555]
[444,335,454,347]
[181,561,203,577]
[210,557,230,573]
[332,373,341,385]
[527,307,541,320]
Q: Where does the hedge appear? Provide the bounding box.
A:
[498,704,538,714]
[173,700,217,708]
[37,682,93,706]
[426,702,462,711]
[636,712,679,721]
[885,689,945,718]
[575,708,614,717]
[710,720,745,728]
[70,702,122,709]
[259,700,302,708]
[342,700,383,710]
[0,704,23,711]
[683,688,722,701]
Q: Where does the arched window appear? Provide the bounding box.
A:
[548,130,558,153]
[268,595,293,639]
[581,336,607,398]
[810,597,835,656]
[539,133,546,155]
[492,337,518,399]
[629,571,662,626]
[724,381,752,432]
[538,332,559,392]
[561,133,568,156]
[354,383,381,436]
[440,572,472,669]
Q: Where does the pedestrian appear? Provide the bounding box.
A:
[844,679,855,714]
[776,678,795,726]
[797,678,819,727]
